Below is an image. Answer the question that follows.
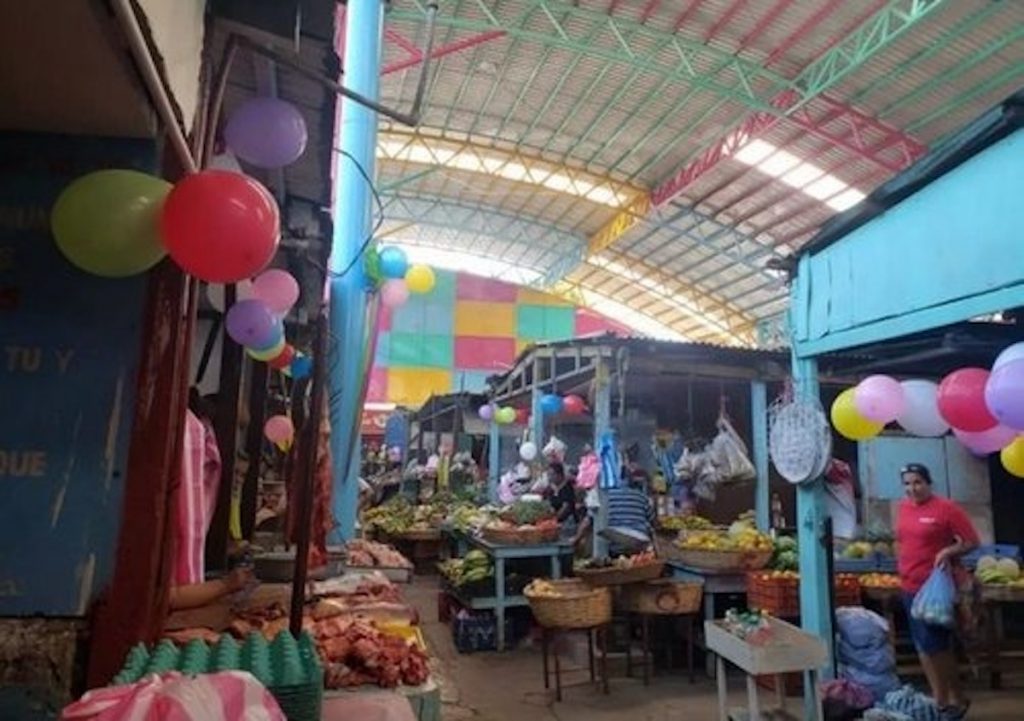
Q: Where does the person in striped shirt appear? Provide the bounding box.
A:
[573,465,655,555]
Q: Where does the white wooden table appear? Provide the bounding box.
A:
[705,617,827,721]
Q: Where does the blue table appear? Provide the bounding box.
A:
[466,535,575,650]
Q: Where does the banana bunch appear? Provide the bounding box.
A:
[441,550,493,587]
[975,556,1021,585]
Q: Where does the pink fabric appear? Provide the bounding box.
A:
[61,672,285,721]
[174,411,221,587]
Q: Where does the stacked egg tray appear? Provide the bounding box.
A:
[112,631,323,721]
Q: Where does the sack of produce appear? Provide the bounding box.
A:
[910,568,955,629]
[872,685,942,721]
[835,607,890,649]
[821,678,873,721]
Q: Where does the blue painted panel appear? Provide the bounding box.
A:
[453,370,490,393]
[390,302,426,334]
[0,134,151,615]
[794,129,1024,355]
[421,298,454,335]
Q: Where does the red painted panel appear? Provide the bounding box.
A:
[454,336,517,370]
[456,274,518,302]
[575,308,630,338]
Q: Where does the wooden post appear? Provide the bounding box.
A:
[240,361,269,539]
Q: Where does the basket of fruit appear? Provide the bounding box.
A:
[670,521,774,573]
[621,579,703,615]
[574,550,664,586]
[747,570,801,617]
[656,514,720,539]
[481,518,559,545]
[524,579,612,629]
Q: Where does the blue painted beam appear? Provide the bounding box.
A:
[592,359,612,559]
[750,380,770,531]
[488,417,500,503]
[328,0,384,541]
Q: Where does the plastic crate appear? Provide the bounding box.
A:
[834,574,862,607]
[451,612,529,654]
[746,572,800,617]
[964,544,1020,569]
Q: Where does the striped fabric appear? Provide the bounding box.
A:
[607,486,655,537]
[60,671,285,720]
[173,411,221,587]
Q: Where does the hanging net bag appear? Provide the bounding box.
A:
[768,381,831,485]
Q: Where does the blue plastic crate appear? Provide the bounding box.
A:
[451,613,528,654]
[964,544,1020,569]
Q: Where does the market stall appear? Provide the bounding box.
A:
[787,92,1024,704]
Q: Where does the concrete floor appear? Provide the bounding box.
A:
[405,577,1024,721]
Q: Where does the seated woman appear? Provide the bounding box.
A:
[169,391,253,611]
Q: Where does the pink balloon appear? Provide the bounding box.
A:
[381,279,409,307]
[264,414,294,450]
[953,424,1017,455]
[251,268,299,316]
[854,375,905,423]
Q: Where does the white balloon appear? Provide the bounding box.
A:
[896,379,950,437]
[205,279,253,312]
[993,342,1024,370]
[519,442,538,462]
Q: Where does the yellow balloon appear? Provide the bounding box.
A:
[246,337,286,361]
[405,264,436,294]
[1000,437,1024,478]
[831,387,884,441]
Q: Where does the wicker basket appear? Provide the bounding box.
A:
[525,579,612,629]
[396,528,442,542]
[621,580,703,615]
[481,524,559,546]
[575,560,665,587]
[672,547,773,573]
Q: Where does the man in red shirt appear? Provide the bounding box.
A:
[896,463,979,720]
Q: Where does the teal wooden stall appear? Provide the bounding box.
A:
[788,91,1024,700]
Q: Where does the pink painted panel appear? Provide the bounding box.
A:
[456,274,518,302]
[575,308,631,338]
[454,336,517,370]
[366,366,388,402]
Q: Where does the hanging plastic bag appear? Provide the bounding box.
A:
[576,452,600,490]
[542,435,567,462]
[61,672,285,721]
[709,415,756,484]
[911,567,956,629]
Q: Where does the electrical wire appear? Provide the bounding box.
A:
[326,147,386,279]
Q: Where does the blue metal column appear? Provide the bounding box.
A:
[750,380,770,531]
[530,379,543,458]
[328,0,384,541]
[488,418,500,503]
[592,359,611,558]
[792,352,835,714]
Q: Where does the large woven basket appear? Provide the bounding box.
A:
[621,580,703,615]
[671,547,772,573]
[396,528,442,542]
[575,560,665,587]
[481,524,559,546]
[525,579,612,629]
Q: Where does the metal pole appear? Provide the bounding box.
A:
[488,417,500,503]
[328,0,384,541]
[750,380,770,531]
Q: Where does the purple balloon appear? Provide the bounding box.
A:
[224,97,308,169]
[854,374,905,423]
[953,424,1017,455]
[226,299,276,346]
[478,404,494,421]
[985,359,1024,430]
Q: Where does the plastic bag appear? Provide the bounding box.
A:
[61,672,285,721]
[911,567,956,629]
[709,416,756,484]
[836,607,890,649]
[543,435,566,462]
[575,453,600,490]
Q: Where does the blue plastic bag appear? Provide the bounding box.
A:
[911,567,955,628]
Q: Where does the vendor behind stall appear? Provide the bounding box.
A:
[169,390,253,611]
[545,461,576,539]
[574,465,655,555]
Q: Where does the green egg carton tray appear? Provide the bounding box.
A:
[112,630,323,721]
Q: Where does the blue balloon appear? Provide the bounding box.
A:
[379,246,409,280]
[540,394,564,415]
[289,354,313,380]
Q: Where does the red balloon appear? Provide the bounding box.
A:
[514,408,530,425]
[268,344,296,370]
[563,394,587,415]
[937,368,997,432]
[160,170,280,283]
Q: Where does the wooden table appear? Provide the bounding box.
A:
[980,584,1024,690]
[706,617,827,721]
[669,563,748,676]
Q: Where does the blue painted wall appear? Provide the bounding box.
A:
[793,129,1024,356]
[0,134,152,615]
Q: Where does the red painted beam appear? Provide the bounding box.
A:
[673,0,708,32]
[640,0,663,23]
[704,0,749,43]
[763,0,846,66]
[383,30,506,75]
[385,28,422,59]
[738,0,795,49]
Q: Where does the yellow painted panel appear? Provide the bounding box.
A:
[454,301,517,337]
[516,287,571,306]
[387,368,452,407]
